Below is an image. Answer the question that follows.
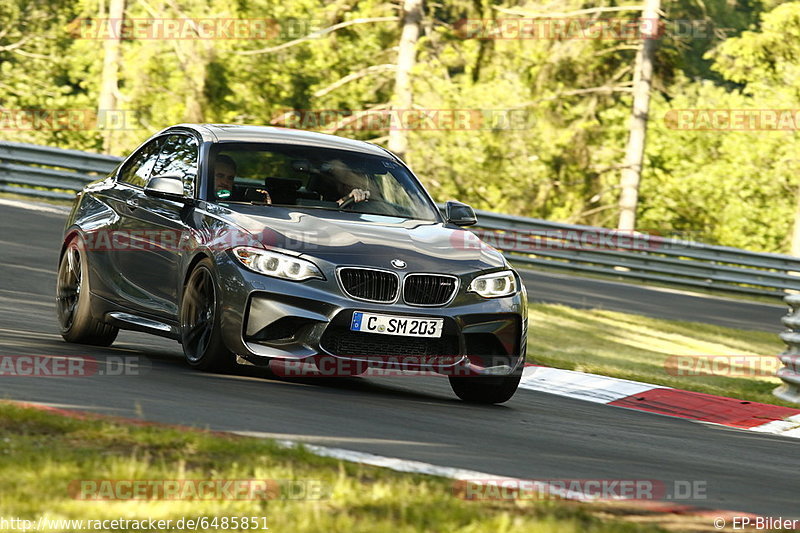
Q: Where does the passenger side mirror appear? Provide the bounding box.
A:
[445,200,477,227]
[144,174,190,203]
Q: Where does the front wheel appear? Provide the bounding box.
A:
[449,367,522,404]
[56,237,119,346]
[180,258,234,371]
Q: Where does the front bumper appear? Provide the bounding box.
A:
[215,252,528,376]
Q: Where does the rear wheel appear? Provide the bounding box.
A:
[449,367,522,404]
[56,237,119,345]
[180,259,234,371]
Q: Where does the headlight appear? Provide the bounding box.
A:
[232,247,324,281]
[468,270,517,298]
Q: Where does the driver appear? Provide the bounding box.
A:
[213,155,237,198]
[327,159,372,206]
[213,155,271,204]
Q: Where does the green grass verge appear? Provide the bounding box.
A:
[527,303,791,406]
[0,403,685,533]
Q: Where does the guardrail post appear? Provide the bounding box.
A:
[775,293,800,404]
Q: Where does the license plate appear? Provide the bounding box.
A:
[350,312,443,338]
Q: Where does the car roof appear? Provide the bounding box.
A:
[166,123,394,158]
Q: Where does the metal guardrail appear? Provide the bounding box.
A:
[3,140,800,298]
[775,294,800,404]
[470,210,800,297]
[0,141,122,200]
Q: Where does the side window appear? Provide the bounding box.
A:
[118,139,162,188]
[152,134,199,197]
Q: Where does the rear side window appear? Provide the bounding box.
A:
[118,139,162,188]
[152,134,199,197]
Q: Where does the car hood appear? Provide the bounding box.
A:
[216,205,506,274]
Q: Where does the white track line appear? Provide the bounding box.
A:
[267,439,651,503]
[0,198,70,215]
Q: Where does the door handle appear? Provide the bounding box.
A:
[126,198,139,210]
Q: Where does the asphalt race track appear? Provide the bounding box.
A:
[1,201,797,517]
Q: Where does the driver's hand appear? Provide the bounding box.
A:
[337,188,370,205]
[256,188,272,205]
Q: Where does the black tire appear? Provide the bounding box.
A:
[180,258,234,371]
[449,367,522,404]
[56,237,119,346]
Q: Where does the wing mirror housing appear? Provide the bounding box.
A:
[144,174,192,203]
[445,200,477,226]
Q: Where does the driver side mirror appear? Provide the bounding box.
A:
[144,174,191,203]
[445,200,477,227]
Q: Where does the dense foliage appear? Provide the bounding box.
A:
[1,0,797,252]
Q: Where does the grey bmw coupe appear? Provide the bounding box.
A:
[57,124,527,403]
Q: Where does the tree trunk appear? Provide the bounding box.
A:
[97,0,125,153]
[791,184,800,257]
[617,0,660,231]
[183,42,209,123]
[387,0,423,162]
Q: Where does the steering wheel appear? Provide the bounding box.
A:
[341,198,406,216]
[339,196,356,209]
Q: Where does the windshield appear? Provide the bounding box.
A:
[207,143,440,221]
